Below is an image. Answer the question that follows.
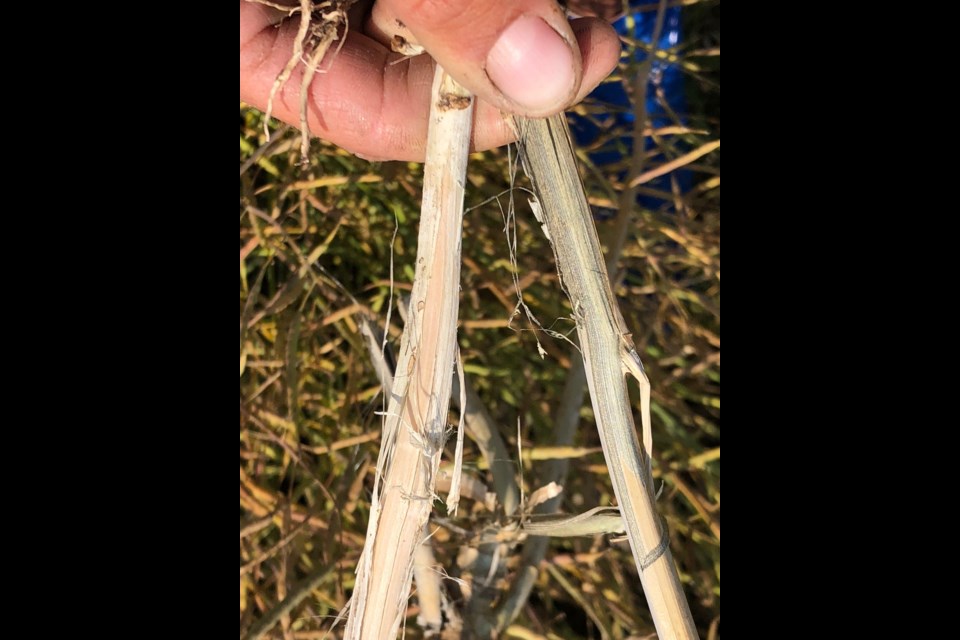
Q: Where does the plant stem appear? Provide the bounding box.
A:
[344,66,474,639]
[515,113,699,640]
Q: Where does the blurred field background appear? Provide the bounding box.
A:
[240,1,719,637]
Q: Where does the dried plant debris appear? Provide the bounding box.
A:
[257,0,357,163]
[240,2,720,637]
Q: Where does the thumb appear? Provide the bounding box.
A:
[369,0,583,117]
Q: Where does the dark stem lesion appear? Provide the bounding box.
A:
[438,94,473,111]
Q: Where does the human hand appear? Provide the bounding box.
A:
[239,1,620,161]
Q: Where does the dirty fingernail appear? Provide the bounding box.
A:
[486,15,576,113]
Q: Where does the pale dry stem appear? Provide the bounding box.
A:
[344,67,474,640]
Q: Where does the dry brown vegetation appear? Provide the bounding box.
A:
[240,2,719,637]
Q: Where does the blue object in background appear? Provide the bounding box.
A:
[569,3,688,211]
